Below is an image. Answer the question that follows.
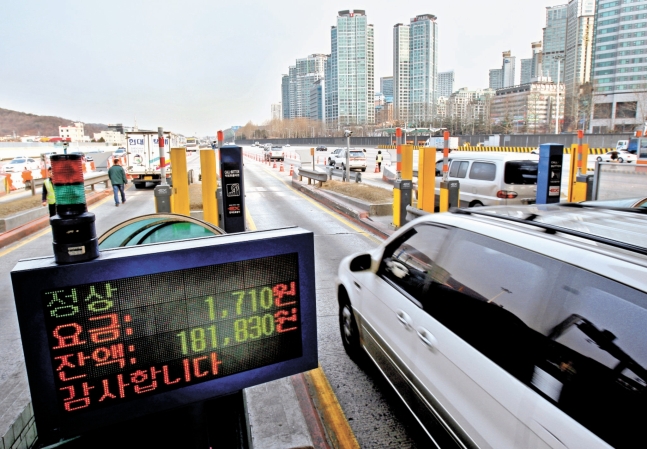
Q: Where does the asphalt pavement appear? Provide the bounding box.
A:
[0,157,398,449]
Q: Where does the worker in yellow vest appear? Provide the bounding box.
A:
[41,166,56,217]
[376,150,383,171]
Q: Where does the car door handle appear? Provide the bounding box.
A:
[353,281,361,290]
[396,310,412,329]
[416,327,438,349]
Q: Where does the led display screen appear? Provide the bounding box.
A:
[11,227,317,441]
[43,254,301,414]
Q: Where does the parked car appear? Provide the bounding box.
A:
[435,152,539,207]
[316,145,327,151]
[337,204,647,449]
[332,149,367,172]
[597,150,637,163]
[285,144,291,147]
[3,158,40,173]
[327,148,345,166]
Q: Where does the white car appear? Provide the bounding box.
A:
[3,158,40,173]
[332,149,367,172]
[269,145,284,161]
[337,204,647,449]
[113,148,127,157]
[597,150,637,163]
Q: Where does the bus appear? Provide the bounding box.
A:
[185,137,198,152]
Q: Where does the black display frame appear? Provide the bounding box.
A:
[11,227,317,441]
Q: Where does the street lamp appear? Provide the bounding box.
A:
[555,55,564,135]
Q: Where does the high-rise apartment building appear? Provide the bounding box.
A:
[325,10,375,128]
[380,76,394,98]
[521,59,533,84]
[590,0,647,132]
[393,23,410,123]
[271,103,282,120]
[309,79,325,121]
[283,54,327,120]
[563,0,595,130]
[409,14,439,125]
[531,41,543,80]
[502,51,516,88]
[489,52,516,90]
[489,68,503,89]
[542,5,568,83]
[438,71,455,99]
[281,75,290,119]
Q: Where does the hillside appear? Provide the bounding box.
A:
[0,107,109,138]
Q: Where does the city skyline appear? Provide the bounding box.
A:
[1,0,561,135]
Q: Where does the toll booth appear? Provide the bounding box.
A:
[219,145,246,233]
[536,143,564,204]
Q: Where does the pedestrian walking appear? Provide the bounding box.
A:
[42,166,56,217]
[376,150,383,171]
[108,158,128,207]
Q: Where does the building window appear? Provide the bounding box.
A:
[594,103,613,119]
[616,101,637,118]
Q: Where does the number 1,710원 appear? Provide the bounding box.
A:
[177,283,300,355]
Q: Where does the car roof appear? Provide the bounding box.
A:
[408,204,647,290]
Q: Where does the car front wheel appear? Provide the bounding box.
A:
[619,157,624,163]
[339,298,362,361]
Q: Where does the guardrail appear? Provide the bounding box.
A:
[297,168,328,186]
[23,172,110,196]
[326,167,362,183]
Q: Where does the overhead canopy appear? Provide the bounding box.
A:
[375,127,447,135]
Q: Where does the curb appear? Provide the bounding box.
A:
[291,178,394,239]
[0,190,111,249]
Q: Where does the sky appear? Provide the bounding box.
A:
[1,0,562,136]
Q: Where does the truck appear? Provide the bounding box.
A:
[185,137,198,152]
[125,131,180,189]
[424,136,460,149]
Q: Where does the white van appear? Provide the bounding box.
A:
[617,140,629,151]
[435,152,539,207]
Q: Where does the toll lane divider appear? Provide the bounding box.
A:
[377,145,610,155]
[304,367,360,449]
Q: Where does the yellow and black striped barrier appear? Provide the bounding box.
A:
[376,145,611,155]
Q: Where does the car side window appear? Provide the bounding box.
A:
[456,161,469,178]
[533,267,647,448]
[379,224,450,306]
[422,230,557,382]
[435,160,444,176]
[469,162,496,181]
[436,159,452,177]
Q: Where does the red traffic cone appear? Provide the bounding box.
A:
[279,162,284,172]
[289,164,294,176]
[374,164,380,173]
[273,161,277,169]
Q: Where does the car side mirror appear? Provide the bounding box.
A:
[350,254,372,272]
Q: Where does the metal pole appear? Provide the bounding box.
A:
[345,132,350,182]
[442,130,449,183]
[555,57,561,135]
[159,127,167,186]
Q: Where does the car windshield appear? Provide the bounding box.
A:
[504,161,538,184]
[350,151,364,158]
[10,159,26,164]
